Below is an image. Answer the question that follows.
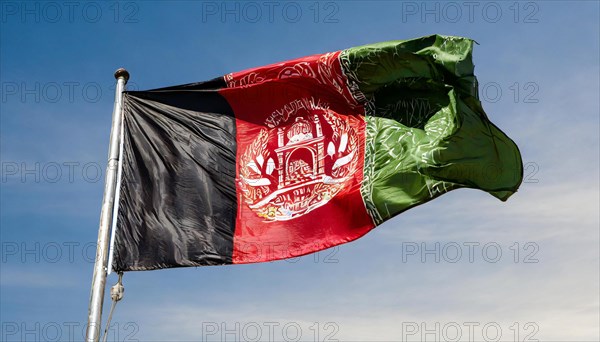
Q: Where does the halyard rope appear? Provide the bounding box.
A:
[102,272,124,342]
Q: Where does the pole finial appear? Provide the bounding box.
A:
[114,68,130,83]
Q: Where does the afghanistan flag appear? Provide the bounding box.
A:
[112,35,522,272]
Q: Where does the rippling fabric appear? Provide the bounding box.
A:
[342,35,523,224]
[113,78,237,271]
[112,35,522,272]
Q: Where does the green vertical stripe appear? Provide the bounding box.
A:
[341,35,522,224]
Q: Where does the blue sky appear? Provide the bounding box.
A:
[1,1,598,341]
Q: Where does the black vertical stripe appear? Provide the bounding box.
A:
[112,83,237,271]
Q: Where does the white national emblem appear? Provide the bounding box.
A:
[239,99,359,221]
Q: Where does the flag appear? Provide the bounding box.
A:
[112,35,522,272]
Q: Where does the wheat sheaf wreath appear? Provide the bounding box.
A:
[239,110,359,212]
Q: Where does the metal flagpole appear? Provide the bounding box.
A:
[85,68,129,342]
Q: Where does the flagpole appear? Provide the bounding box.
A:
[85,68,129,342]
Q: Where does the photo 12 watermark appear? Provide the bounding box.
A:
[200,1,340,24]
[400,241,540,264]
[1,161,104,184]
[399,1,540,24]
[1,241,99,264]
[480,82,540,104]
[1,1,140,24]
[0,241,339,265]
[201,321,339,342]
[1,81,140,104]
[1,321,139,342]
[235,241,340,264]
[401,321,539,342]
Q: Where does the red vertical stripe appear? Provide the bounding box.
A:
[220,52,374,264]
